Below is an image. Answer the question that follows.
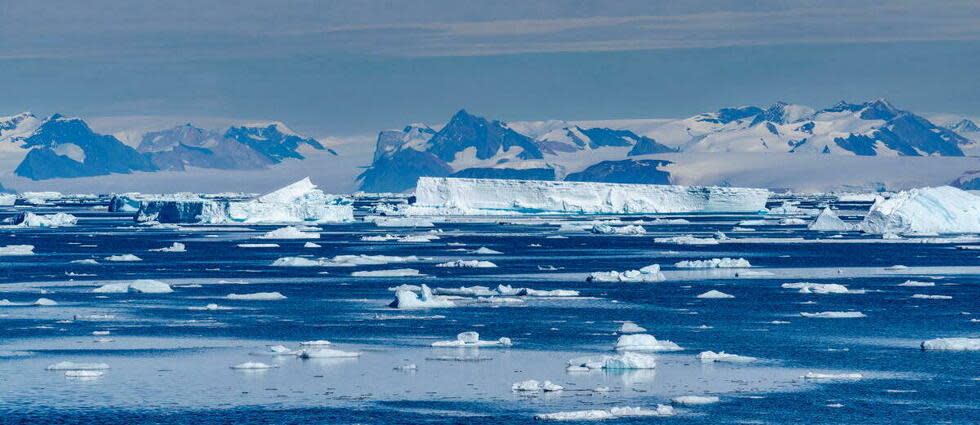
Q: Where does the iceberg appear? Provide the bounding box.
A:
[672,395,720,406]
[408,177,771,215]
[435,260,497,268]
[614,334,682,352]
[104,254,142,262]
[351,269,424,277]
[0,245,34,256]
[9,212,77,227]
[512,380,563,392]
[911,294,952,300]
[697,351,756,363]
[803,372,863,380]
[920,338,980,351]
[587,265,665,283]
[675,258,751,268]
[298,348,361,358]
[534,406,674,421]
[589,223,646,235]
[46,361,110,371]
[781,282,862,294]
[92,279,173,294]
[259,226,320,239]
[390,284,455,309]
[859,186,980,234]
[149,242,186,252]
[618,322,646,333]
[566,352,657,370]
[697,290,734,299]
[136,178,353,224]
[808,208,854,231]
[225,292,287,300]
[431,331,513,347]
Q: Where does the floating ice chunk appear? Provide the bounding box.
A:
[650,218,690,224]
[808,208,854,231]
[64,370,104,378]
[619,322,646,333]
[697,290,734,299]
[411,177,770,215]
[433,286,496,296]
[187,178,353,224]
[431,331,513,347]
[615,334,682,352]
[911,294,952,300]
[260,226,320,239]
[33,298,57,306]
[885,265,909,270]
[781,282,861,294]
[188,303,230,311]
[587,265,664,283]
[567,352,658,370]
[238,243,280,248]
[534,405,674,421]
[298,348,361,358]
[226,292,287,301]
[129,279,173,293]
[542,381,564,392]
[920,338,980,351]
[590,224,646,235]
[46,361,110,371]
[371,217,436,227]
[10,212,78,227]
[271,257,323,267]
[104,254,142,262]
[654,235,720,245]
[435,260,497,268]
[800,311,866,318]
[303,242,321,248]
[325,255,419,267]
[230,361,277,370]
[512,380,541,392]
[672,395,720,406]
[150,242,185,252]
[471,247,502,254]
[394,363,417,371]
[859,186,980,234]
[92,283,131,293]
[0,245,34,256]
[495,284,579,297]
[352,269,424,277]
[803,372,863,380]
[300,340,332,347]
[898,280,935,287]
[697,351,756,363]
[70,259,99,265]
[390,284,455,309]
[779,218,808,225]
[675,258,751,268]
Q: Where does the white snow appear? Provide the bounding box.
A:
[697,290,735,299]
[431,331,512,347]
[675,258,751,268]
[614,334,682,352]
[697,351,756,363]
[859,186,980,234]
[390,284,455,309]
[800,311,866,318]
[671,395,720,406]
[0,245,34,256]
[409,177,770,215]
[920,338,980,351]
[259,226,320,239]
[225,292,287,300]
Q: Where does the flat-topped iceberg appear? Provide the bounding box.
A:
[136,178,353,224]
[859,186,980,234]
[405,177,771,215]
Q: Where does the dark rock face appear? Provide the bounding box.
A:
[224,123,325,163]
[140,124,273,171]
[357,149,452,193]
[565,159,672,184]
[426,110,543,162]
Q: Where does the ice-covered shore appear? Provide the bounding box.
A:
[134,178,353,224]
[402,177,771,215]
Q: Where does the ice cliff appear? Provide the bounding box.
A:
[859,186,980,234]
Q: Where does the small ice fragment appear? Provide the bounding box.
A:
[615,334,682,351]
[671,395,720,406]
[149,242,186,252]
[46,361,110,371]
[697,351,756,363]
[920,338,980,351]
[304,242,321,248]
[512,380,540,392]
[298,348,360,358]
[225,292,286,300]
[259,226,320,239]
[697,290,734,299]
[800,311,866,318]
[104,254,142,262]
[618,322,646,333]
[803,372,863,380]
[230,361,277,369]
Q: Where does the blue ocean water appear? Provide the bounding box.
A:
[0,198,976,424]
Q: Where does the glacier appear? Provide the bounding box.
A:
[859,186,980,234]
[405,177,771,215]
[134,178,353,224]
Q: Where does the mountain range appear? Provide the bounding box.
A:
[0,113,334,180]
[357,99,978,192]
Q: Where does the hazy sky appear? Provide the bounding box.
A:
[2,0,979,137]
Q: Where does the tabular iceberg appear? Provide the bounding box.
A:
[405,177,771,215]
[135,177,353,224]
[859,186,980,234]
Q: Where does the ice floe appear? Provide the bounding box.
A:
[781,282,863,294]
[920,338,980,351]
[298,348,361,358]
[260,226,320,239]
[512,379,563,392]
[0,245,34,256]
[675,258,751,268]
[104,254,142,262]
[566,352,657,371]
[431,331,512,347]
[225,292,287,301]
[435,260,497,268]
[671,395,720,406]
[534,405,674,421]
[230,361,278,370]
[390,284,455,309]
[8,212,78,227]
[92,279,174,294]
[898,280,935,287]
[803,372,863,380]
[800,311,866,318]
[46,361,110,371]
[587,265,665,282]
[697,351,756,363]
[352,269,424,277]
[614,334,682,352]
[589,223,646,235]
[911,294,952,300]
[697,290,735,299]
[654,235,720,245]
[149,242,186,252]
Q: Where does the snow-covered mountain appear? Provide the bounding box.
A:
[0,114,334,180]
[358,99,974,192]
